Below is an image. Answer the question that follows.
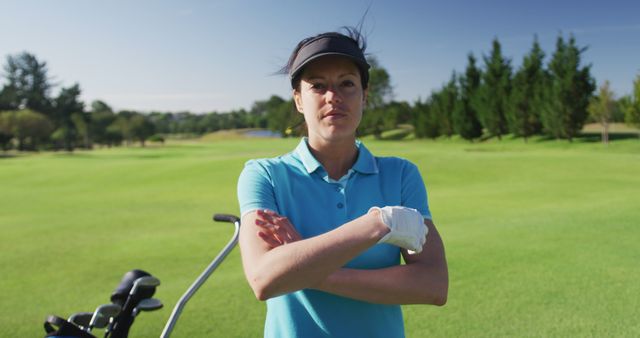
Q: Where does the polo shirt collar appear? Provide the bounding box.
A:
[295,137,378,175]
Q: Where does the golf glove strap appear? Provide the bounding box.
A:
[370,206,428,253]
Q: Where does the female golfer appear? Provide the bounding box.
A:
[237,27,448,338]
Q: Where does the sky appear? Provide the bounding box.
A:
[1,0,639,113]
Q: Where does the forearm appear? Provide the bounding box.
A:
[241,211,388,300]
[315,263,448,305]
[315,219,448,305]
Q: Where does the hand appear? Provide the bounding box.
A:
[369,206,428,253]
[255,209,302,249]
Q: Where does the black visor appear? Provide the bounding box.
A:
[289,34,370,89]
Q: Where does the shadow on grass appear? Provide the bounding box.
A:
[575,132,640,143]
[0,152,16,159]
[380,129,413,140]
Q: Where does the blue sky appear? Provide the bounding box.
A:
[1,0,639,113]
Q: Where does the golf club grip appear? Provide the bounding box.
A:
[213,213,240,224]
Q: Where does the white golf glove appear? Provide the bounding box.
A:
[369,206,428,253]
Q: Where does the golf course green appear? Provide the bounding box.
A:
[1,135,639,337]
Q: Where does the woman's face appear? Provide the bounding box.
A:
[294,55,367,145]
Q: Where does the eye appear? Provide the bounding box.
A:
[310,82,326,92]
[341,80,356,87]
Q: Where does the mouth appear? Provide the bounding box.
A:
[322,109,347,120]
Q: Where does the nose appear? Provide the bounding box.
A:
[325,84,343,104]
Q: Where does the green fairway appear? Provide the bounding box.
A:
[1,136,639,337]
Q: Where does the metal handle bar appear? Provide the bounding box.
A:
[160,214,240,338]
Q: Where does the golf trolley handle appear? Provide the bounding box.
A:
[213,213,240,223]
[160,214,241,338]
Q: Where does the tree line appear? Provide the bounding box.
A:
[410,35,640,142]
[1,33,639,151]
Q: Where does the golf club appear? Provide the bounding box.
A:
[132,298,163,317]
[87,304,121,332]
[68,312,92,330]
[130,276,160,295]
[107,275,160,338]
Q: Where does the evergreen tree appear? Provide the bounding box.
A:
[509,37,546,141]
[476,38,512,139]
[412,99,430,138]
[422,89,444,139]
[437,73,459,138]
[1,52,53,114]
[543,34,595,141]
[454,53,483,140]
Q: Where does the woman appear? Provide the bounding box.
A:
[237,27,448,338]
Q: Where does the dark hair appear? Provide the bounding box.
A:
[279,26,369,91]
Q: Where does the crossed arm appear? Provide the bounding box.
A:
[238,209,448,305]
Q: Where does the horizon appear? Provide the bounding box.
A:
[1,0,639,113]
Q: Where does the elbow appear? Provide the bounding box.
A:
[432,292,447,306]
[248,275,278,301]
[249,280,271,301]
[253,288,270,302]
[423,288,447,306]
[424,277,448,306]
[434,280,449,306]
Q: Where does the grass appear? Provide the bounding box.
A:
[1,135,639,337]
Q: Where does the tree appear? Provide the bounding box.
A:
[71,112,91,149]
[543,34,595,141]
[509,37,546,141]
[588,81,615,144]
[107,115,130,146]
[612,96,629,123]
[414,94,442,139]
[1,52,53,114]
[454,53,483,140]
[0,85,18,111]
[624,74,640,133]
[90,100,113,115]
[383,101,412,131]
[360,56,393,138]
[476,38,512,139]
[0,109,54,150]
[412,99,430,138]
[249,95,292,136]
[52,83,84,151]
[432,73,458,138]
[129,114,155,146]
[0,112,14,150]
[89,100,118,147]
[0,129,11,150]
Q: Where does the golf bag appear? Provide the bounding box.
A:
[43,213,240,338]
[43,269,159,338]
[43,315,96,338]
[106,269,158,338]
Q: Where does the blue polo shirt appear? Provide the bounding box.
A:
[237,138,431,338]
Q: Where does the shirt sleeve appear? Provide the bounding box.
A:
[237,159,278,217]
[401,161,432,220]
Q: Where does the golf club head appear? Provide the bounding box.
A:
[132,298,163,317]
[137,298,163,311]
[68,312,92,329]
[88,303,121,331]
[130,276,161,295]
